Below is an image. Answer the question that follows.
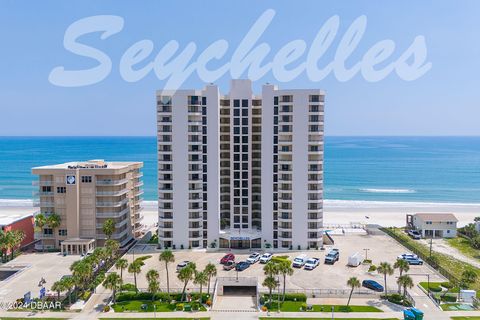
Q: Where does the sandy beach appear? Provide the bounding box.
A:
[1,199,478,228]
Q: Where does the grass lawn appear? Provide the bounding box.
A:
[383,228,480,294]
[100,319,210,320]
[260,318,398,320]
[0,318,67,320]
[451,317,480,320]
[112,300,206,312]
[264,301,382,312]
[447,237,480,261]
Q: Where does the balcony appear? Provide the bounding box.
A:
[96,189,129,197]
[32,181,53,186]
[35,232,55,239]
[96,198,129,207]
[96,219,127,229]
[96,208,130,218]
[33,201,55,207]
[96,178,129,186]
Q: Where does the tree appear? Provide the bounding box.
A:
[102,219,116,240]
[377,262,394,294]
[0,231,8,261]
[394,259,410,293]
[471,235,480,250]
[62,276,75,305]
[115,258,128,282]
[159,250,175,298]
[262,276,279,304]
[9,230,25,260]
[47,213,61,230]
[105,239,120,261]
[51,280,65,301]
[34,214,47,251]
[194,271,208,303]
[460,269,478,289]
[128,260,143,292]
[146,269,160,301]
[263,261,279,277]
[346,277,361,306]
[178,262,196,302]
[397,275,414,298]
[103,272,122,303]
[204,263,217,296]
[277,260,294,302]
[71,260,93,291]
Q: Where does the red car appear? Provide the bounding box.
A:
[220,253,235,264]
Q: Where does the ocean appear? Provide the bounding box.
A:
[0,136,480,204]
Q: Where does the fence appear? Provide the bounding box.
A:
[380,227,461,284]
[258,287,397,298]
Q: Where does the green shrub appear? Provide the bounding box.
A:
[82,290,92,301]
[135,255,152,262]
[191,301,199,310]
[441,282,453,289]
[429,286,442,292]
[176,303,184,311]
[301,302,308,311]
[441,295,457,302]
[103,305,110,312]
[363,259,372,264]
[262,293,306,302]
[120,283,136,291]
[368,265,377,272]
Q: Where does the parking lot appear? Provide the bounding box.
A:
[124,232,445,293]
[0,252,80,303]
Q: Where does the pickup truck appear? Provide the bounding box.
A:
[324,249,339,264]
[292,254,308,268]
[304,258,320,270]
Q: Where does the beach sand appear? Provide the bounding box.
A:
[1,199,478,228]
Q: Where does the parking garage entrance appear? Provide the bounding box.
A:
[219,237,262,249]
[223,285,257,296]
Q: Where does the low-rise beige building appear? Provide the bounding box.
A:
[407,213,458,238]
[32,160,144,253]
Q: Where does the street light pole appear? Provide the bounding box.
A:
[363,248,370,261]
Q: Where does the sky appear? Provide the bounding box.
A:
[0,0,479,136]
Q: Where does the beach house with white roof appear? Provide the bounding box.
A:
[407,213,458,238]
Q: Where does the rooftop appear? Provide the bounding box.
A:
[414,213,458,222]
[32,159,142,170]
[0,212,34,226]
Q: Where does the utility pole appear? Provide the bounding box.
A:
[363,248,370,261]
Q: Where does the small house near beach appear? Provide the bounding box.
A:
[406,213,458,238]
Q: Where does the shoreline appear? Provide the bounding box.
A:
[1,198,479,228]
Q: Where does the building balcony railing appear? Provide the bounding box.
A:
[96,178,129,186]
[96,208,130,218]
[33,201,55,207]
[96,189,129,196]
[32,181,53,186]
[35,232,55,239]
[96,198,129,207]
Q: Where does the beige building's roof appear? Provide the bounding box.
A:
[414,213,458,222]
[32,159,142,170]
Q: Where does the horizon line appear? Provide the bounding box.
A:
[2,135,480,138]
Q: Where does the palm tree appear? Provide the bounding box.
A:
[128,260,143,292]
[178,262,196,302]
[105,239,120,261]
[263,261,279,277]
[51,280,65,301]
[377,262,394,295]
[71,261,93,290]
[47,213,61,230]
[346,277,361,307]
[159,250,175,298]
[34,214,46,252]
[0,231,8,261]
[194,271,208,303]
[277,260,294,302]
[394,259,410,293]
[262,276,279,305]
[103,272,122,303]
[115,258,128,283]
[397,275,414,298]
[204,263,217,296]
[146,269,160,301]
[62,276,74,305]
[102,218,116,240]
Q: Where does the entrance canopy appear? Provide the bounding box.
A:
[218,229,262,249]
[61,238,95,255]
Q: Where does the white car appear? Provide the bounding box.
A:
[246,252,261,264]
[304,258,320,270]
[292,254,308,268]
[259,253,273,264]
[397,253,418,260]
[176,261,190,271]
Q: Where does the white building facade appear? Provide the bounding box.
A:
[156,80,325,250]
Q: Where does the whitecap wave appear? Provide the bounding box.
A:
[360,188,416,194]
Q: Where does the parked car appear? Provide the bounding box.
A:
[235,261,250,271]
[259,253,273,264]
[398,253,419,260]
[404,257,424,265]
[408,230,422,240]
[304,258,320,270]
[246,252,261,264]
[176,261,190,272]
[223,260,236,271]
[324,249,340,264]
[220,253,235,264]
[362,280,384,292]
[292,254,308,268]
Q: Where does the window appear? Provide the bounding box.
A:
[81,176,92,183]
[57,187,66,194]
[58,229,67,236]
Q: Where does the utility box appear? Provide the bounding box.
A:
[347,252,364,267]
[403,309,415,320]
[460,290,476,303]
[410,307,424,320]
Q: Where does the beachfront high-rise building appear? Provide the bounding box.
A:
[32,160,144,253]
[156,80,325,250]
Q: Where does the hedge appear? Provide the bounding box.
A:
[261,293,306,302]
[116,291,209,302]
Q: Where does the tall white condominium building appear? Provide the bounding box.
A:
[157,80,325,250]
